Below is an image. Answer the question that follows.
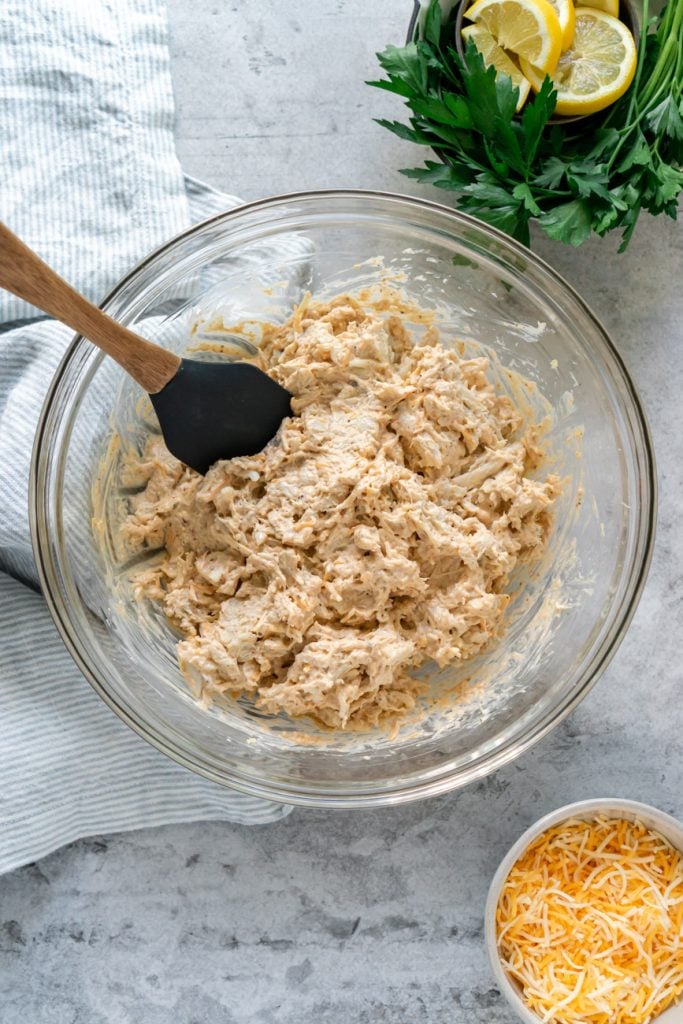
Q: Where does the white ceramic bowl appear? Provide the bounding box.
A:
[485,798,683,1024]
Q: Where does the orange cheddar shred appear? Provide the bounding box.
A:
[496,817,683,1024]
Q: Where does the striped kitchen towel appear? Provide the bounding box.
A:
[0,0,292,876]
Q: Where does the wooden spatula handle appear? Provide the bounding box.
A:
[0,221,180,393]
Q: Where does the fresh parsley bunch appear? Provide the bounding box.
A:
[368,0,683,249]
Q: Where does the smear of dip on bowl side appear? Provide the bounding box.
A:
[118,286,561,732]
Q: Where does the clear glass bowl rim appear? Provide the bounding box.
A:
[29,189,657,808]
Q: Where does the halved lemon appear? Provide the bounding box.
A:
[464,0,563,74]
[461,24,532,110]
[520,7,636,116]
[548,0,576,48]
[576,0,619,16]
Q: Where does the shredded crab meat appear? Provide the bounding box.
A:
[121,292,560,729]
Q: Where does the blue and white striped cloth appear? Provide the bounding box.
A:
[0,0,290,876]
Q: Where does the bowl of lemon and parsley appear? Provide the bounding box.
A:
[369,0,683,248]
[460,0,638,117]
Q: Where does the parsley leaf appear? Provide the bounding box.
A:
[422,0,442,48]
[646,96,683,141]
[521,77,557,163]
[538,199,592,246]
[513,183,542,215]
[376,44,428,97]
[617,130,653,172]
[534,156,567,190]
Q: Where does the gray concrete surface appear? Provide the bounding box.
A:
[2,2,682,1022]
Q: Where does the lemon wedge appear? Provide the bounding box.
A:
[548,0,576,48]
[464,0,563,74]
[576,0,619,16]
[461,24,532,110]
[520,7,636,115]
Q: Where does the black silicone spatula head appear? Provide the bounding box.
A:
[0,220,293,474]
[150,359,292,474]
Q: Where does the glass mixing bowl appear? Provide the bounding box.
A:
[30,191,655,807]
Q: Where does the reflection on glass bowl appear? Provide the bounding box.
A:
[31,191,655,807]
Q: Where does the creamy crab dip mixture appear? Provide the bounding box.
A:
[121,290,560,730]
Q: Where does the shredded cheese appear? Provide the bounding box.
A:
[496,817,683,1024]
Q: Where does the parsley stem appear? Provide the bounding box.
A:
[606,0,682,173]
[625,0,650,122]
[638,0,682,107]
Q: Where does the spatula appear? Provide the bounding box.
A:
[0,221,292,473]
